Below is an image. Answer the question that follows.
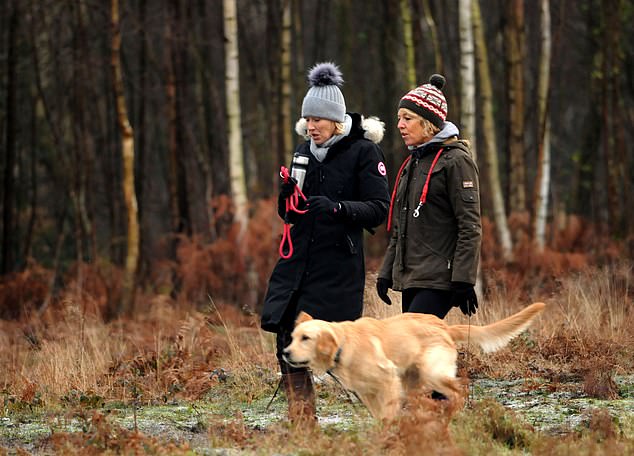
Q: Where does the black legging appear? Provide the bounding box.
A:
[402,288,453,319]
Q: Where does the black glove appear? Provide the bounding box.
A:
[279,177,297,200]
[376,278,393,305]
[450,281,478,316]
[306,196,341,215]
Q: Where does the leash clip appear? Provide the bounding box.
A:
[412,202,422,218]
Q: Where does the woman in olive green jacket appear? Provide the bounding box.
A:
[377,74,481,319]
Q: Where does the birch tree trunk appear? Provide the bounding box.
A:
[458,0,483,298]
[505,0,526,211]
[473,0,514,262]
[111,0,139,315]
[532,0,551,251]
[280,0,293,166]
[458,0,476,153]
[224,0,257,312]
[223,0,248,239]
[401,0,417,87]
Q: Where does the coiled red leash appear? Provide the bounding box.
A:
[278,166,307,259]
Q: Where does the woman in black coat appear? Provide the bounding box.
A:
[261,62,390,424]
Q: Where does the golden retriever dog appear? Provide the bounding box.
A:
[283,302,545,420]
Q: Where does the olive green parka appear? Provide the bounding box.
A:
[378,138,481,291]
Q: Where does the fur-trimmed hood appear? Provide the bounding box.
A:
[295,114,385,144]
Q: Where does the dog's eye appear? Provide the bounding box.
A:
[301,335,310,341]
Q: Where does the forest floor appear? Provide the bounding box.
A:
[2,262,633,454]
[1,374,633,455]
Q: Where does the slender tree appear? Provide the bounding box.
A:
[473,0,513,261]
[532,0,551,250]
[223,0,248,239]
[73,0,97,262]
[224,0,258,312]
[419,0,443,73]
[136,0,149,263]
[505,0,527,212]
[458,0,482,296]
[280,0,293,166]
[458,0,476,151]
[165,0,190,236]
[401,0,417,87]
[111,0,140,314]
[2,0,18,274]
[601,0,628,237]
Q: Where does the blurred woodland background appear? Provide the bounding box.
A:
[0,0,633,319]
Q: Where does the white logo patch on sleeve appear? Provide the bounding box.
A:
[378,162,387,176]
[462,180,474,188]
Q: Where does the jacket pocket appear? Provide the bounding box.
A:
[336,231,359,256]
[419,239,452,270]
[460,189,479,204]
[345,234,358,255]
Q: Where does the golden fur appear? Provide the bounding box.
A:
[283,302,545,420]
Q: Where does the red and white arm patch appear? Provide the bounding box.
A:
[378,162,387,176]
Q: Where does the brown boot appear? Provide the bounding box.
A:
[282,371,316,426]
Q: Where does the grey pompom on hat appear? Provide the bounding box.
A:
[301,62,346,122]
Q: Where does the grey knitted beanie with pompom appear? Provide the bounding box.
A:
[301,62,346,122]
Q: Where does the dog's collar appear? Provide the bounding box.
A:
[326,342,361,408]
[333,346,343,365]
[327,342,344,373]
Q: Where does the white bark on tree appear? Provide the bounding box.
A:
[281,0,293,165]
[473,0,514,262]
[533,0,552,251]
[459,0,483,298]
[223,0,248,240]
[459,0,476,155]
[223,0,258,313]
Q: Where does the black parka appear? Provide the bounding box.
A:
[261,113,390,333]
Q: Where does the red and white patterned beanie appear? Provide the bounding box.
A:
[398,74,447,128]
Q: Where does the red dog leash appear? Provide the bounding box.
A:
[387,148,444,231]
[278,166,307,259]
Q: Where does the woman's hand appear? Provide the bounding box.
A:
[279,177,297,200]
[449,281,478,316]
[306,196,342,215]
[376,278,393,305]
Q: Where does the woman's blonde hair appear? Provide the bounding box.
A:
[334,121,345,135]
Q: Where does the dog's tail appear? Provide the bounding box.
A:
[446,302,545,353]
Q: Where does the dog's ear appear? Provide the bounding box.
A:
[295,311,313,326]
[316,330,337,362]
